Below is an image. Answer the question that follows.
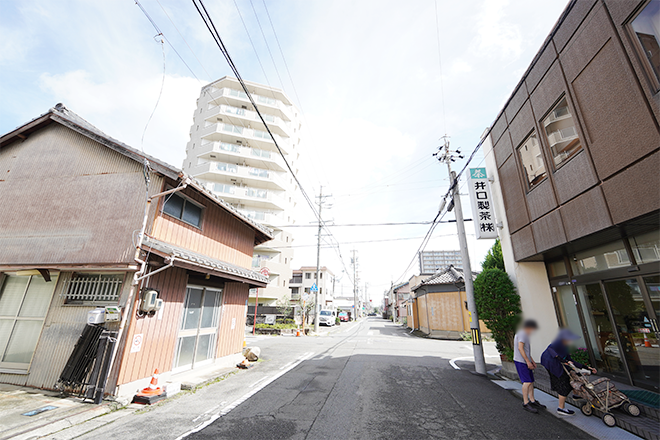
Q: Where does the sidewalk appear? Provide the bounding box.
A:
[493,379,641,440]
[0,384,125,440]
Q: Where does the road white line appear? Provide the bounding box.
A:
[191,402,223,422]
[450,355,500,370]
[248,376,270,388]
[175,351,315,440]
[279,360,295,370]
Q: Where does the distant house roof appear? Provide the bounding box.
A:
[417,265,477,288]
[0,104,273,244]
[143,236,268,287]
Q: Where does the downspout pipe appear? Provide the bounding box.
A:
[107,176,191,395]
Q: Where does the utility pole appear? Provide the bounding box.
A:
[352,250,358,321]
[314,186,323,333]
[436,136,487,375]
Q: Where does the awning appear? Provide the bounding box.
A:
[142,237,268,287]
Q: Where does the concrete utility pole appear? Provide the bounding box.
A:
[314,186,323,333]
[352,250,358,320]
[437,136,487,375]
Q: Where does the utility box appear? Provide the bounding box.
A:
[105,306,121,322]
[87,308,105,324]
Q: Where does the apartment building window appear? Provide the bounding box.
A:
[305,273,311,279]
[291,287,299,294]
[517,131,546,190]
[320,273,323,279]
[631,1,660,83]
[304,287,311,293]
[542,96,582,168]
[163,193,203,228]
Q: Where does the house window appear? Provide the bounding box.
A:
[517,131,546,190]
[542,97,582,168]
[163,193,203,228]
[291,287,299,294]
[0,273,58,371]
[320,273,323,279]
[305,273,311,279]
[62,273,124,304]
[304,287,310,293]
[631,1,660,82]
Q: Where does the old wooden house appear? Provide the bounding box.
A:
[0,104,272,397]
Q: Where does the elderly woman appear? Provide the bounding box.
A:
[541,329,597,416]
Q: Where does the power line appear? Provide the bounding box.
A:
[248,0,285,89]
[231,0,272,87]
[134,0,203,84]
[278,219,471,228]
[192,0,354,287]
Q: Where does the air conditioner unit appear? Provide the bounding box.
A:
[140,288,160,313]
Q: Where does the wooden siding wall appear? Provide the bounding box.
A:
[117,266,188,385]
[0,124,163,265]
[0,272,132,389]
[150,184,256,269]
[415,291,489,334]
[216,282,249,358]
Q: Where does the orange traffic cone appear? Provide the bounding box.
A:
[296,328,301,337]
[138,369,162,396]
[644,333,652,348]
[133,369,167,404]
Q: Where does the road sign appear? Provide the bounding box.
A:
[310,283,318,292]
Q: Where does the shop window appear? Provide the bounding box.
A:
[629,230,660,264]
[571,240,630,275]
[163,193,203,228]
[0,273,58,371]
[631,1,660,83]
[517,131,546,190]
[541,97,583,168]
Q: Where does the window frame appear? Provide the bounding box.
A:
[516,130,548,192]
[162,190,205,230]
[0,273,59,373]
[539,94,585,172]
[627,0,660,93]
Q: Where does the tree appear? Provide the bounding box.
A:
[473,268,521,360]
[276,295,292,317]
[482,238,505,271]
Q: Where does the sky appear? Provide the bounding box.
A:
[0,0,570,303]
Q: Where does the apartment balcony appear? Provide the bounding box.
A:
[547,126,578,148]
[190,160,288,191]
[207,87,294,122]
[204,104,292,138]
[199,122,291,154]
[205,181,288,211]
[236,208,287,227]
[195,141,287,172]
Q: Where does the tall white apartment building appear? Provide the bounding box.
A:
[419,250,463,274]
[182,76,301,306]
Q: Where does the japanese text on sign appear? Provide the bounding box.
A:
[467,168,498,239]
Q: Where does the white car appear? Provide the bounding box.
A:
[318,310,336,326]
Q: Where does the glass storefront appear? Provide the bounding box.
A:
[547,231,660,392]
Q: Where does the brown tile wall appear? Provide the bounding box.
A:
[491,0,660,261]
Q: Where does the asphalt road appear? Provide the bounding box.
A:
[78,318,594,440]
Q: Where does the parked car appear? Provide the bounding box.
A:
[318,310,336,326]
[338,312,349,322]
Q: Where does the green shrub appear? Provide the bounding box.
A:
[255,323,297,330]
[460,331,472,342]
[570,347,590,366]
[473,268,521,360]
[335,317,341,325]
[482,238,505,271]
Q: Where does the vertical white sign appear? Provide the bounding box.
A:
[467,168,498,239]
[231,317,236,330]
[130,334,143,353]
